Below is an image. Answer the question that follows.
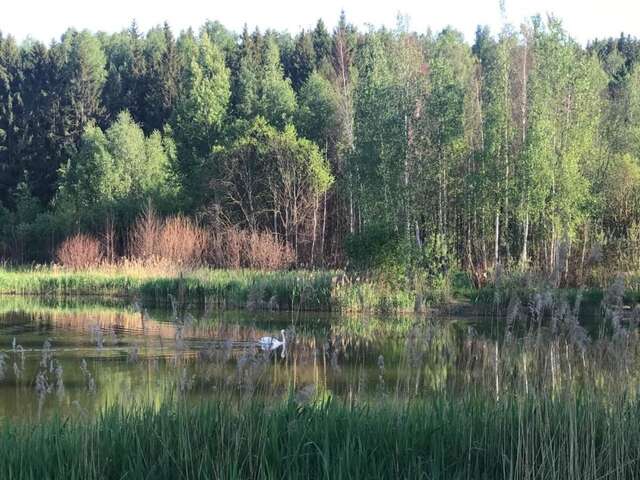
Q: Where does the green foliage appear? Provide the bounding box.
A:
[312,19,332,67]
[217,117,332,238]
[296,71,338,147]
[60,30,108,141]
[257,38,297,129]
[288,31,315,90]
[57,111,173,226]
[353,32,405,226]
[412,234,454,288]
[172,33,230,206]
[345,224,410,280]
[234,34,297,130]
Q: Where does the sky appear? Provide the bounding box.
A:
[2,0,640,45]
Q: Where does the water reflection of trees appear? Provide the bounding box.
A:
[3,293,640,419]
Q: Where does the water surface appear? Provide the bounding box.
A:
[0,294,632,421]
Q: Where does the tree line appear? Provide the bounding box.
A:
[1,14,640,279]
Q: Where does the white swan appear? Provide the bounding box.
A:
[258,329,286,357]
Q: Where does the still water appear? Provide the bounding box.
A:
[0,293,631,421]
[0,296,498,420]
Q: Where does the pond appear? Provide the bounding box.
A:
[0,293,635,420]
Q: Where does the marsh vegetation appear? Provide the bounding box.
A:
[0,275,638,477]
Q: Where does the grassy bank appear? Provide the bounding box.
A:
[1,265,637,314]
[3,393,640,479]
[0,267,421,313]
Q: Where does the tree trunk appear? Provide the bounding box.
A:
[494,210,500,266]
[519,33,529,271]
[579,222,589,284]
[520,211,529,269]
[349,191,354,234]
[311,195,318,266]
[321,191,327,266]
[273,210,278,240]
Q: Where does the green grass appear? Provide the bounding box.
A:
[0,265,633,315]
[0,267,421,313]
[2,393,640,479]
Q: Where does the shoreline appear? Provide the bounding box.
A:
[0,267,619,315]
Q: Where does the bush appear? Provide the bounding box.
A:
[157,216,207,269]
[412,234,454,288]
[128,205,162,262]
[345,224,411,281]
[128,206,206,270]
[208,227,294,270]
[55,233,103,269]
[208,227,243,269]
[244,231,294,270]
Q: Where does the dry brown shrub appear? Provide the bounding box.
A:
[243,231,294,270]
[128,206,206,270]
[128,205,162,263]
[207,227,293,270]
[207,233,223,267]
[157,216,207,269]
[208,227,242,268]
[55,233,104,270]
[223,227,243,268]
[129,206,294,271]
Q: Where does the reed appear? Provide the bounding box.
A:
[2,392,640,479]
[0,267,422,313]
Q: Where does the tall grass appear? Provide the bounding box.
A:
[0,267,423,313]
[2,393,640,479]
[5,260,640,315]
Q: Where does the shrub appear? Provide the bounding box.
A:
[345,224,410,281]
[208,228,294,270]
[128,205,162,262]
[55,233,103,269]
[157,216,207,269]
[129,206,206,270]
[412,234,454,289]
[208,227,242,269]
[243,231,294,270]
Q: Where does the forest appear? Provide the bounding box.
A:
[1,13,640,285]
